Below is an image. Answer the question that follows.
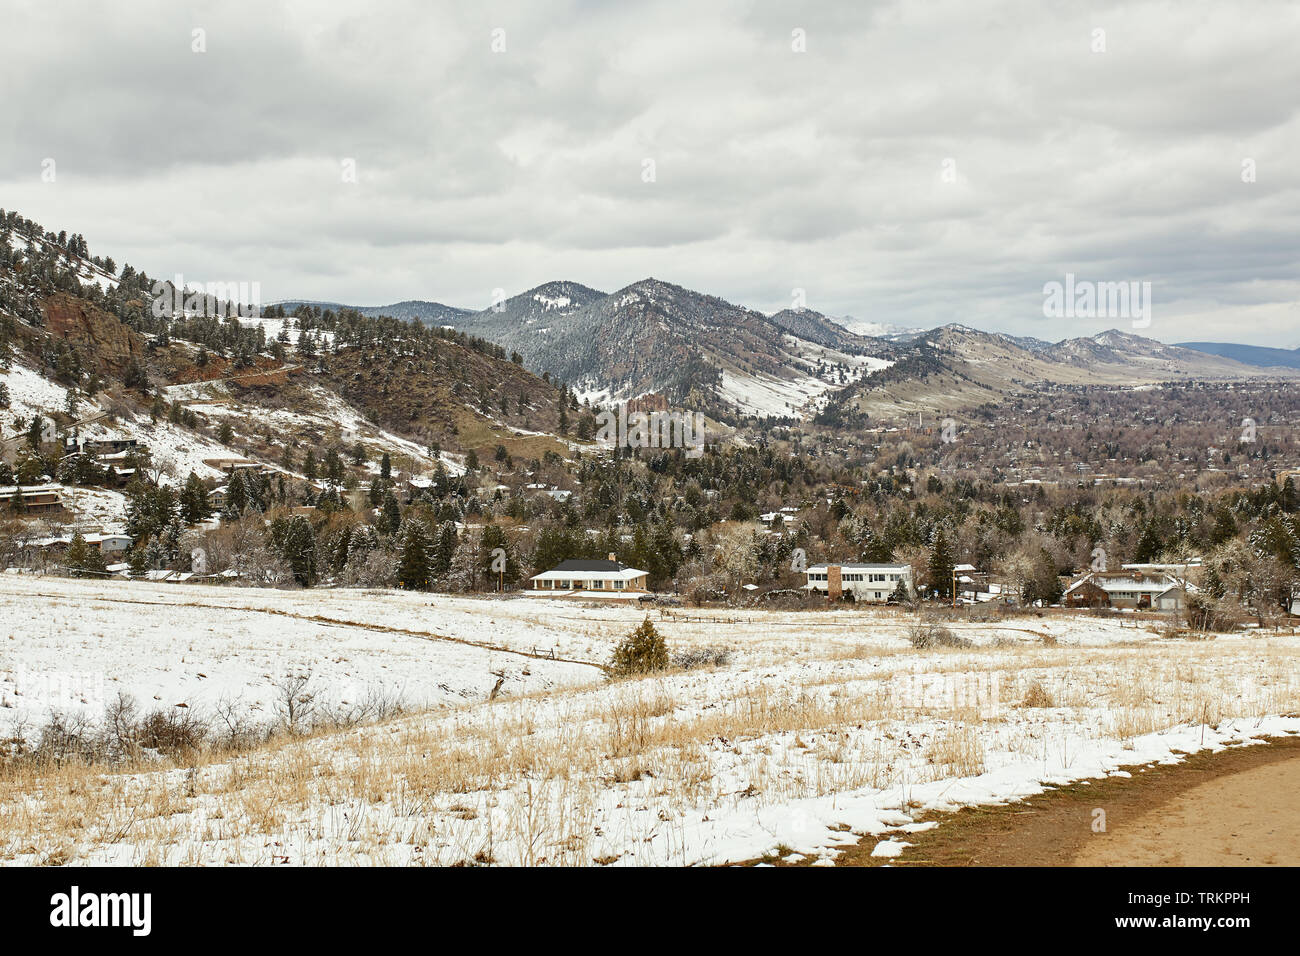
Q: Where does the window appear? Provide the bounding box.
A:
[614,580,625,589]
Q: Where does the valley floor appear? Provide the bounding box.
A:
[0,575,1297,866]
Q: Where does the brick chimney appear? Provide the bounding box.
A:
[608,552,616,561]
[827,564,842,600]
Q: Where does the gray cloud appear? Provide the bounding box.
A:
[2,0,1297,345]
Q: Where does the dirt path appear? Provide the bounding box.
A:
[834,734,1300,866]
[1072,752,1300,866]
[11,587,608,671]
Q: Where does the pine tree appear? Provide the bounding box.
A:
[380,492,401,534]
[326,447,344,482]
[397,520,432,590]
[432,521,458,579]
[480,524,519,586]
[887,578,912,605]
[65,533,93,576]
[127,546,149,576]
[272,515,317,586]
[928,527,955,599]
[180,472,211,524]
[447,533,482,592]
[609,617,669,677]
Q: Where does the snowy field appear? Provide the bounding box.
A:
[1,575,1298,866]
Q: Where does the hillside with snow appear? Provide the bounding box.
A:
[1,576,1297,866]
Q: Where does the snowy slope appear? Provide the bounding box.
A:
[1,577,1297,866]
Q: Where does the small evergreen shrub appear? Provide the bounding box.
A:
[609,617,669,677]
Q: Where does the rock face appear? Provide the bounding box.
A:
[41,293,145,375]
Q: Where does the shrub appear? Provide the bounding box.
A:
[610,617,670,677]
[907,619,972,649]
[1184,593,1244,633]
[1021,680,1055,708]
[671,645,732,670]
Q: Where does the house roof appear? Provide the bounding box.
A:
[530,559,648,582]
[1065,571,1186,595]
[0,484,62,495]
[549,559,628,572]
[806,563,911,573]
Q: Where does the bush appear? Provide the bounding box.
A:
[609,617,670,677]
[1020,680,1055,708]
[671,645,732,670]
[1184,593,1244,633]
[907,619,972,649]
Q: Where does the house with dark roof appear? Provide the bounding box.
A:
[528,554,650,599]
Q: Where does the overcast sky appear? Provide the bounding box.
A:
[3,0,1298,345]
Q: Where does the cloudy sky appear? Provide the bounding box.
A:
[3,0,1298,345]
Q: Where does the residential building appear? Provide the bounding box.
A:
[1064,569,1191,611]
[0,484,64,515]
[804,563,913,602]
[528,554,650,599]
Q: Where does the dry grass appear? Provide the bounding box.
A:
[1,623,1298,866]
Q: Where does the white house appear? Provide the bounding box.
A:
[528,555,650,599]
[804,563,913,603]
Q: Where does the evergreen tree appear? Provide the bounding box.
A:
[64,533,106,577]
[380,492,401,533]
[325,447,344,483]
[432,521,458,579]
[609,617,669,677]
[480,524,520,587]
[272,514,317,586]
[397,520,433,590]
[180,472,211,524]
[928,527,955,599]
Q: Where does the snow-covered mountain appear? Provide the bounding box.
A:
[444,278,896,418]
[822,324,1300,421]
[836,316,928,342]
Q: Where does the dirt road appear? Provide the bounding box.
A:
[834,734,1300,866]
